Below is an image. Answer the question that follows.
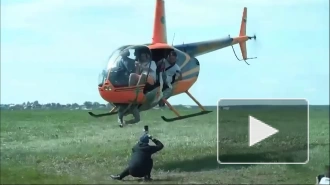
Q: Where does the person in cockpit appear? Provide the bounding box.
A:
[129,51,157,86]
[157,50,182,90]
[119,50,135,75]
[154,50,182,104]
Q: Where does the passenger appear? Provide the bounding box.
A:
[157,50,183,90]
[116,104,140,127]
[129,51,157,86]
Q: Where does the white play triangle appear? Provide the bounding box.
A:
[249,115,279,147]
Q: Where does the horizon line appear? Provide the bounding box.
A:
[1,103,329,106]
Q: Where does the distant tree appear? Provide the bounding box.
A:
[84,101,93,109]
[99,104,106,109]
[106,103,112,109]
[42,103,50,109]
[93,102,100,108]
[66,103,72,109]
[72,103,79,109]
[32,100,41,109]
[10,104,22,110]
[56,103,61,109]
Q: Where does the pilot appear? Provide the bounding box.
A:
[129,50,157,86]
[119,50,135,74]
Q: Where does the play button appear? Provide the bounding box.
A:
[217,98,309,164]
[249,115,279,147]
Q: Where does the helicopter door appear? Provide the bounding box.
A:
[123,45,156,88]
[106,45,153,88]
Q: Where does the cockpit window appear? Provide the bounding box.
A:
[99,45,152,88]
[107,50,121,70]
[98,45,130,87]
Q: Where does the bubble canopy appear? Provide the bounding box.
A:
[98,45,152,88]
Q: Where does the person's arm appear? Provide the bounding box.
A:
[156,59,163,66]
[177,70,183,80]
[316,176,319,185]
[148,136,164,154]
[175,65,183,81]
[150,61,157,72]
[135,61,140,73]
[155,58,164,66]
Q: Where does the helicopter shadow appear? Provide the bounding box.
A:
[121,176,181,182]
[157,154,253,173]
[157,143,324,173]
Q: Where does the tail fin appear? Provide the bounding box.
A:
[152,0,167,44]
[239,7,247,60]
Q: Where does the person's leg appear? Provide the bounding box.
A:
[158,99,165,107]
[146,75,155,85]
[136,73,147,85]
[166,76,173,90]
[117,105,126,127]
[119,167,130,179]
[118,111,124,124]
[129,73,139,86]
[125,106,140,124]
[144,159,153,181]
[156,72,164,103]
[110,166,130,180]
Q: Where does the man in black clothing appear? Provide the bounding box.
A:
[110,134,164,181]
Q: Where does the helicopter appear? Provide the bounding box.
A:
[88,0,257,122]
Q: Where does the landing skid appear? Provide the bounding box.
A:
[160,91,212,122]
[161,110,212,122]
[88,103,139,118]
[88,106,118,118]
[88,111,118,118]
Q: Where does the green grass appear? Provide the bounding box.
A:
[1,108,329,184]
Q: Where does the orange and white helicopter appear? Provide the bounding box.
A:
[88,0,257,122]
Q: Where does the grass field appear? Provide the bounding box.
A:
[1,107,329,184]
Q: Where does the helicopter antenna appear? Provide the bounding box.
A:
[171,33,176,46]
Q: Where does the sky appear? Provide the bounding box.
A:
[1,0,329,105]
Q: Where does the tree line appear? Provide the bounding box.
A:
[0,101,112,110]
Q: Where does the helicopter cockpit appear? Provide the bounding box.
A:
[98,45,153,88]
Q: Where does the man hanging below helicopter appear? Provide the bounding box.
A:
[116,103,140,128]
[129,50,157,87]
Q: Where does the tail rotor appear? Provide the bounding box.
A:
[231,7,259,65]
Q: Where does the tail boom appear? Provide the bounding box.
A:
[174,7,255,62]
[173,36,250,57]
